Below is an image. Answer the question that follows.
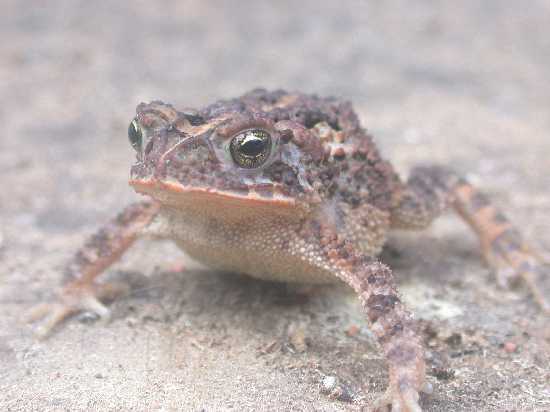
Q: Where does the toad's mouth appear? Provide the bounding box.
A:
[129,177,307,215]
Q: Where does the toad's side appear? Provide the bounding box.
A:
[29,89,548,411]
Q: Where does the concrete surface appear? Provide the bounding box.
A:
[1,1,549,411]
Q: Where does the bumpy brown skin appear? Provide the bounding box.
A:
[29,89,548,411]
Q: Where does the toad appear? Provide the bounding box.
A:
[29,89,548,411]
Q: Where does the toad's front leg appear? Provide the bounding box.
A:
[351,262,426,412]
[27,201,160,337]
[312,229,427,411]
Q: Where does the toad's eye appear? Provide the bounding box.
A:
[229,129,272,168]
[128,119,143,151]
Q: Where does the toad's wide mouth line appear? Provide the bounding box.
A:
[129,178,300,209]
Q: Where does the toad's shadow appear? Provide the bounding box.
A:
[110,231,474,335]
[114,267,343,335]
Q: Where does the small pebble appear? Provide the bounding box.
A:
[444,333,462,347]
[503,341,517,353]
[259,340,278,355]
[322,376,337,391]
[321,376,354,403]
[345,325,360,337]
[77,311,100,324]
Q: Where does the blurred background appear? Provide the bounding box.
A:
[1,1,549,411]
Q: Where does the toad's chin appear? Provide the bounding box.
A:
[129,177,310,217]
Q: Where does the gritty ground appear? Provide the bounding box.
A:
[1,1,549,411]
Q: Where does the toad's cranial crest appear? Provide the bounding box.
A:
[29,89,549,412]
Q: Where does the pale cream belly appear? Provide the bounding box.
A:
[174,239,338,284]
[148,206,349,284]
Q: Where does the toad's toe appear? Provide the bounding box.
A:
[372,386,423,412]
[26,281,124,338]
[488,238,549,313]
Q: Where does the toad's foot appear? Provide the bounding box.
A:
[487,230,549,313]
[372,381,432,412]
[26,281,127,338]
[27,201,160,338]
[373,389,420,412]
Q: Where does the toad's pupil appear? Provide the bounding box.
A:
[229,129,272,168]
[239,134,265,157]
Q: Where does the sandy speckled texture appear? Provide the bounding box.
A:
[1,1,549,411]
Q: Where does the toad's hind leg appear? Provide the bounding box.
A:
[391,165,548,312]
[27,201,160,337]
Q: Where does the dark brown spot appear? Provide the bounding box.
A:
[389,321,404,336]
[144,140,154,156]
[333,147,346,159]
[181,109,204,126]
[366,294,400,323]
[352,148,366,160]
[386,344,418,365]
[379,321,405,344]
[431,367,456,381]
[279,128,293,143]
